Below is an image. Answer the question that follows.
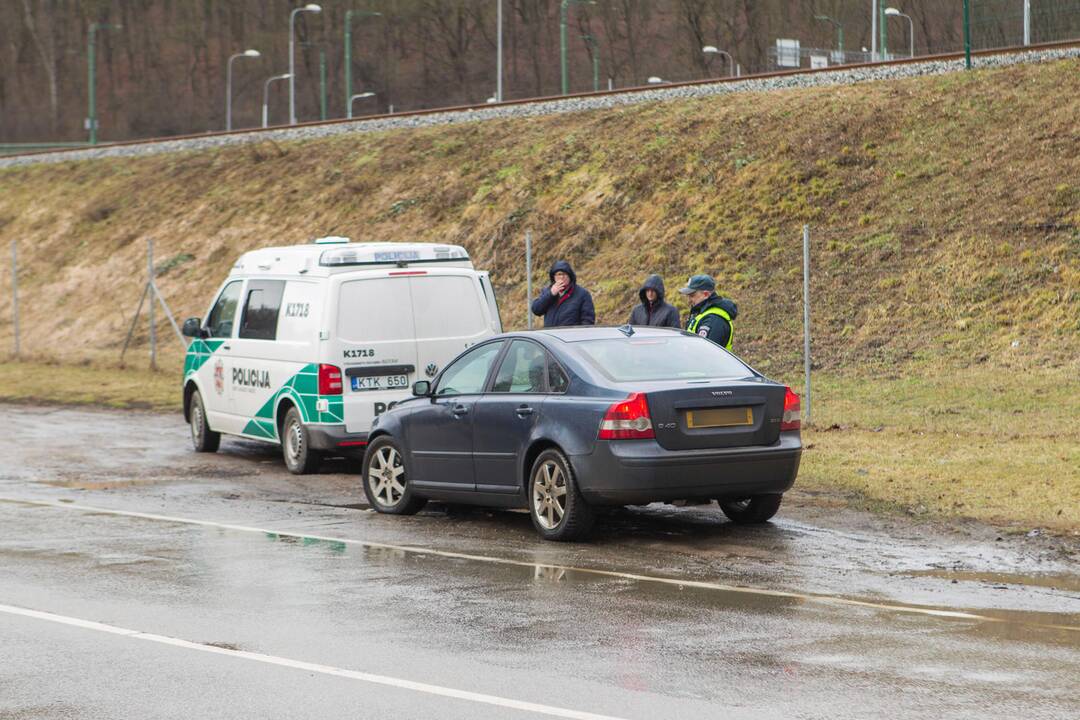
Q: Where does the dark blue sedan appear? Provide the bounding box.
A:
[362,326,802,541]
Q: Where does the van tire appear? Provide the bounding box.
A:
[282,407,322,475]
[189,391,220,453]
[362,436,427,515]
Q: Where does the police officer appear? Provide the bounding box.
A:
[678,274,738,351]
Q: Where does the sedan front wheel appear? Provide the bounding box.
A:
[529,449,593,541]
[362,437,427,515]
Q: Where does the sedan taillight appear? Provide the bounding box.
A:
[598,393,654,440]
[781,386,801,431]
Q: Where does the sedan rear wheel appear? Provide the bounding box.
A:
[529,449,593,541]
[718,493,783,524]
[362,437,427,515]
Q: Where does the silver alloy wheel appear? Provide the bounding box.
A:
[532,460,568,530]
[285,418,303,463]
[191,402,204,444]
[368,445,406,507]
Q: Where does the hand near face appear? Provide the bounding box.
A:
[551,279,568,295]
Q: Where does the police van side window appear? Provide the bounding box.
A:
[206,281,242,338]
[239,280,286,341]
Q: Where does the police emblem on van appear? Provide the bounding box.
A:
[425,363,439,378]
[213,359,225,395]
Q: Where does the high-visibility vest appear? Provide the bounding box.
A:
[688,307,734,351]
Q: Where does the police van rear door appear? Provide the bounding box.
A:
[335,275,420,434]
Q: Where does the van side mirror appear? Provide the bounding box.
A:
[182,317,207,339]
[412,381,431,397]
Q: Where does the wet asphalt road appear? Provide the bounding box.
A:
[1,405,1078,719]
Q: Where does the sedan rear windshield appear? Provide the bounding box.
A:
[575,336,750,383]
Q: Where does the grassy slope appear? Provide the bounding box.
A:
[0,59,1077,373]
[0,59,1077,532]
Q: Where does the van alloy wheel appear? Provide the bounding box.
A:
[532,460,567,530]
[368,445,406,507]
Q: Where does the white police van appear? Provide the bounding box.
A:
[181,238,501,473]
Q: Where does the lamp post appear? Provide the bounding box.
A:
[813,15,844,63]
[497,0,503,101]
[87,22,121,145]
[560,0,595,95]
[963,0,972,69]
[345,9,382,116]
[1024,0,1031,45]
[871,0,878,60]
[702,45,734,77]
[884,8,914,58]
[582,34,600,91]
[264,73,293,128]
[348,92,375,119]
[226,49,260,131]
[289,3,322,125]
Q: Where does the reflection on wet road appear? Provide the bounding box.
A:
[2,405,1078,719]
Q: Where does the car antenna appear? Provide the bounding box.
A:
[618,324,635,337]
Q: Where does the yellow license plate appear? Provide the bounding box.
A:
[685,407,753,429]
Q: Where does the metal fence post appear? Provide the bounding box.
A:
[148,238,156,369]
[802,225,812,425]
[10,240,19,358]
[525,230,533,330]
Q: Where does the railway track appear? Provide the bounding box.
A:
[3,38,1079,168]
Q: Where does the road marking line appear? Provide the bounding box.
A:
[0,602,629,720]
[3,496,1078,633]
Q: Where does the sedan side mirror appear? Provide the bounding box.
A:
[412,381,431,397]
[182,317,207,339]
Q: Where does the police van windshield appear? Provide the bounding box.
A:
[575,336,749,383]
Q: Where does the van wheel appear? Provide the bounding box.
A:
[362,436,427,515]
[189,391,220,453]
[282,407,322,475]
[718,494,783,524]
[529,449,593,542]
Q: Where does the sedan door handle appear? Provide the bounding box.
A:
[451,404,469,417]
[515,405,534,417]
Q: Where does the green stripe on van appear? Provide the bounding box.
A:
[241,364,345,440]
[183,339,226,376]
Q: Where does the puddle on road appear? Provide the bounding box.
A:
[905,569,1080,593]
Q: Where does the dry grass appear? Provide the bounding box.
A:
[798,361,1080,533]
[0,360,179,411]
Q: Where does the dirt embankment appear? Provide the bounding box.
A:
[0,59,1078,376]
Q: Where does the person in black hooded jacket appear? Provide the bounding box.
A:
[530,260,595,327]
[627,274,681,328]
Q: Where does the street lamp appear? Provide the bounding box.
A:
[582,34,600,91]
[87,22,121,145]
[226,49,260,131]
[289,3,322,125]
[702,45,734,77]
[885,8,914,58]
[345,9,382,117]
[348,92,375,119]
[264,73,293,128]
[559,0,595,95]
[813,15,844,63]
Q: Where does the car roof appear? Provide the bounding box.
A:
[504,326,689,343]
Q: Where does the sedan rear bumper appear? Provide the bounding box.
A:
[570,432,801,505]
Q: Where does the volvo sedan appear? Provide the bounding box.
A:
[362,326,802,541]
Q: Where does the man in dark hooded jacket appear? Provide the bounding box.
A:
[531,260,595,327]
[628,274,681,328]
[679,274,738,351]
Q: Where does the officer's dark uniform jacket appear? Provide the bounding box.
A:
[686,294,738,350]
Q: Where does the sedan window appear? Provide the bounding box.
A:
[435,342,504,396]
[575,336,749,383]
[491,340,548,393]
